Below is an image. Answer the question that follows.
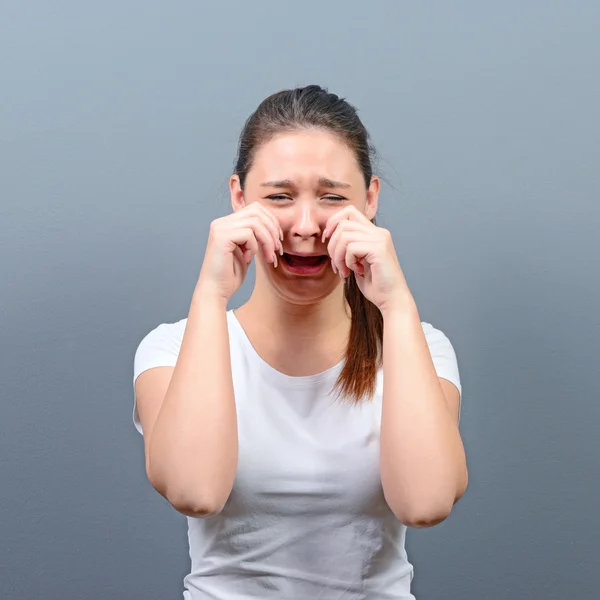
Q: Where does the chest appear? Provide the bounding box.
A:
[226,372,387,518]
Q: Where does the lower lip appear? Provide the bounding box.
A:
[280,255,329,275]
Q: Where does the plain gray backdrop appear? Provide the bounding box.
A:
[2,1,599,599]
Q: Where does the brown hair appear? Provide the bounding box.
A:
[234,85,383,403]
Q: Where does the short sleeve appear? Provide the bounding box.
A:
[132,318,187,435]
[421,321,462,414]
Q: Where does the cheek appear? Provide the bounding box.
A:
[274,211,295,231]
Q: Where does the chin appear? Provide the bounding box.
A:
[273,279,341,306]
[257,263,342,305]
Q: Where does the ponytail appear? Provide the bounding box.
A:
[333,219,384,403]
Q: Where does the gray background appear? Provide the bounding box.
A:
[2,1,599,599]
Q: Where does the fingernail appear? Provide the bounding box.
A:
[322,229,328,243]
[279,241,284,255]
[280,229,284,241]
[331,261,337,274]
[273,253,278,268]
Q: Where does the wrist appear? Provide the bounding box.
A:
[193,278,230,308]
[379,293,419,322]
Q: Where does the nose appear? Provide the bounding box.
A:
[289,201,323,240]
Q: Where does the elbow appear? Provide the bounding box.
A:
[167,491,226,518]
[395,502,454,529]
[386,483,465,529]
[392,474,469,529]
[382,461,469,528]
[162,482,227,518]
[146,464,227,519]
[454,466,469,504]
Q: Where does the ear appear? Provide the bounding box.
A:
[365,175,380,221]
[230,174,245,212]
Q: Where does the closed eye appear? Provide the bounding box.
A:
[266,194,347,202]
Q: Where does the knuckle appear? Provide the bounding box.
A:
[248,216,262,230]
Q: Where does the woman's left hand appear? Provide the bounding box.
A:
[323,206,413,314]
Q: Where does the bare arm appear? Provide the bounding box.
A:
[379,300,468,528]
[134,203,282,517]
[135,283,237,517]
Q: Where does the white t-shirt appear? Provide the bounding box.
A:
[133,310,461,600]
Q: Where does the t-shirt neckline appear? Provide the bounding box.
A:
[227,309,345,388]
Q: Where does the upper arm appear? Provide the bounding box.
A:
[421,321,462,422]
[132,319,185,474]
[135,367,175,474]
[439,377,461,423]
[421,321,466,500]
[440,375,468,501]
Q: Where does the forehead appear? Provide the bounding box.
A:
[249,130,361,182]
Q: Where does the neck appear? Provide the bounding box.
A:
[236,284,351,354]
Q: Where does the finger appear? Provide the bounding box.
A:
[243,202,284,247]
[237,216,279,264]
[330,230,355,278]
[327,219,370,243]
[232,244,250,268]
[229,227,259,263]
[327,223,372,277]
[322,205,370,243]
[323,214,371,246]
[345,241,371,276]
[247,205,283,258]
[258,206,284,263]
[255,203,284,243]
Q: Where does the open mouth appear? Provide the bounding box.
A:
[280,252,329,274]
[282,253,328,267]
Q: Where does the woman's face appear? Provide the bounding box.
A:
[230,129,379,304]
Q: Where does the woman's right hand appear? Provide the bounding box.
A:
[197,203,283,302]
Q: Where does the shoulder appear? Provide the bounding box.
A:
[419,321,462,396]
[133,317,188,384]
[420,321,456,353]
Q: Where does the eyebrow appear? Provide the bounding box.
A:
[260,177,352,189]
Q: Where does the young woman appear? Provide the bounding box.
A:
[133,85,468,599]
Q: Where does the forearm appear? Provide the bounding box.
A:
[379,299,467,527]
[149,282,238,515]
